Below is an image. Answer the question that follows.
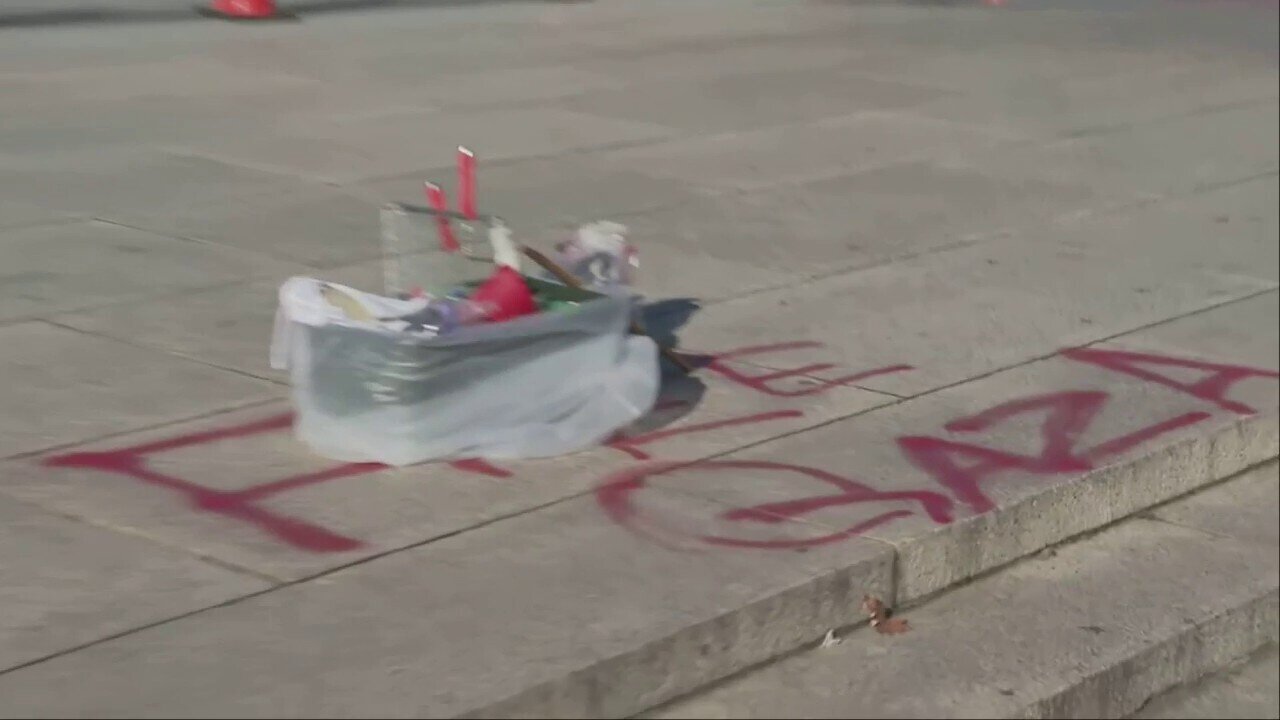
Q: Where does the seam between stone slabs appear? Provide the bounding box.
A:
[572,93,1280,206]
[4,492,283,585]
[90,217,329,270]
[704,284,1280,403]
[0,394,284,463]
[39,318,291,387]
[168,128,695,187]
[643,165,1280,381]
[1049,168,1280,231]
[0,231,314,331]
[0,275,266,330]
[315,102,1024,187]
[0,317,287,460]
[0,215,87,234]
[1053,94,1280,142]
[1133,458,1280,544]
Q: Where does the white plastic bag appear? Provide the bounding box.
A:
[531,221,638,292]
[270,277,660,466]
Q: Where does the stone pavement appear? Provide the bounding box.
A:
[0,0,1277,716]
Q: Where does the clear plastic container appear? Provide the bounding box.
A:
[270,277,660,466]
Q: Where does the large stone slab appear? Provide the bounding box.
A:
[595,111,1022,193]
[0,220,302,323]
[350,152,709,239]
[672,235,1275,398]
[835,39,1210,94]
[363,64,620,111]
[52,252,796,382]
[178,107,679,184]
[523,0,862,58]
[559,66,947,133]
[912,58,1279,139]
[0,497,268,671]
[0,322,280,459]
[585,36,868,88]
[0,150,333,243]
[620,159,1104,278]
[1152,460,1279,549]
[0,97,222,161]
[613,308,1279,600]
[950,100,1279,204]
[1094,290,1279,369]
[0,363,894,580]
[51,260,385,380]
[0,490,894,719]
[1043,174,1280,283]
[653,477,1279,719]
[121,183,383,269]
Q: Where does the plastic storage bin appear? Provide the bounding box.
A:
[270,276,660,466]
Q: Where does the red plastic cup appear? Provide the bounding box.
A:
[468,266,538,322]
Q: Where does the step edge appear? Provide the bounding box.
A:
[463,411,1279,719]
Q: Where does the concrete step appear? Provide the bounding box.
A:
[1133,643,1278,719]
[0,295,1275,718]
[649,461,1280,719]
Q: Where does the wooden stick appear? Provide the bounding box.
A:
[521,245,694,374]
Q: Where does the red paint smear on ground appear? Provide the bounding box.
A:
[1061,347,1279,415]
[596,460,954,550]
[41,412,519,552]
[703,341,914,397]
[898,390,1216,515]
[44,449,366,553]
[609,410,803,460]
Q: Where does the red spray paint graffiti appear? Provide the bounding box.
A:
[1060,347,1280,415]
[39,340,1277,555]
[896,391,1210,514]
[41,413,515,553]
[599,346,1278,549]
[34,341,855,552]
[702,342,913,397]
[608,410,803,461]
[597,460,954,550]
[43,412,370,553]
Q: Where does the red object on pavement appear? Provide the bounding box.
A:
[424,182,462,253]
[468,266,538,322]
[458,147,477,220]
[201,0,284,19]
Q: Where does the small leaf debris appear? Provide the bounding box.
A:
[820,629,842,648]
[861,595,910,635]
